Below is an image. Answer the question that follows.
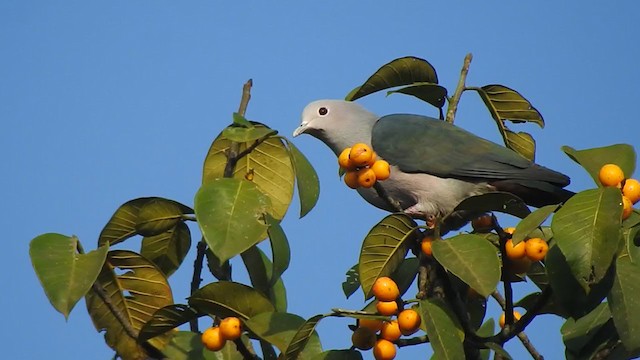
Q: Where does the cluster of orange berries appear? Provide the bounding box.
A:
[598,163,639,220]
[501,227,549,274]
[339,143,391,189]
[499,310,522,328]
[351,277,422,360]
[201,316,242,352]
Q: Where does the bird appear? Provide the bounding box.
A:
[293,99,573,230]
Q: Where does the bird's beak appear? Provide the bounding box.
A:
[292,123,308,137]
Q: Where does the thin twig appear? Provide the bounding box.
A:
[223,79,253,178]
[397,335,429,347]
[445,53,473,124]
[189,240,207,332]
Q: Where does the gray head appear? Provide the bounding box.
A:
[293,100,379,156]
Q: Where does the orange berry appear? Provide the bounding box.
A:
[421,236,433,257]
[357,167,377,188]
[505,239,526,260]
[471,214,494,232]
[599,164,625,188]
[351,326,377,350]
[524,238,548,262]
[338,148,355,170]
[506,257,532,274]
[380,320,402,342]
[371,160,391,181]
[504,227,516,235]
[219,317,242,341]
[344,170,359,189]
[201,327,226,351]
[397,309,421,336]
[358,318,384,332]
[372,277,400,302]
[623,179,640,204]
[367,151,378,167]
[349,143,374,168]
[373,339,397,360]
[622,195,633,220]
[376,301,399,316]
[499,311,522,328]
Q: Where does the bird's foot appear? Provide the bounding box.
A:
[425,214,437,229]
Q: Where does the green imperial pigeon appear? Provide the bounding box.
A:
[293,100,573,230]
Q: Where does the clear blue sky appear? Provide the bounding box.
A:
[2,2,639,359]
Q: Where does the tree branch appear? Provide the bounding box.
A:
[445,53,473,124]
[189,240,207,332]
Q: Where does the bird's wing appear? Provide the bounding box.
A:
[371,114,569,186]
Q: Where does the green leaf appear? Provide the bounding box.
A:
[265,214,290,286]
[222,126,277,143]
[526,259,549,290]
[358,214,419,299]
[552,188,622,291]
[484,343,512,360]
[561,302,611,354]
[139,304,200,342]
[505,129,536,162]
[311,349,363,360]
[205,246,231,281]
[420,298,465,360]
[512,204,559,244]
[244,312,323,359]
[135,198,185,237]
[562,144,636,185]
[141,222,191,277]
[195,178,271,263]
[202,125,295,220]
[232,112,254,128]
[515,292,569,318]
[283,314,327,360]
[607,255,640,352]
[476,319,494,360]
[386,82,448,108]
[188,281,275,320]
[342,265,359,299]
[85,250,174,357]
[345,56,440,101]
[30,234,108,319]
[454,192,531,219]
[432,234,501,297]
[98,197,193,247]
[475,84,544,126]
[241,246,288,313]
[282,138,320,218]
[162,331,250,360]
[624,225,640,264]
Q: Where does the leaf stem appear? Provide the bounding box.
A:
[445,53,473,124]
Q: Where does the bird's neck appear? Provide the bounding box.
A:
[321,120,376,157]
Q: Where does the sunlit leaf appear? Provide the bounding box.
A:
[387,82,447,108]
[85,250,174,358]
[562,144,636,186]
[135,198,184,237]
[512,204,558,245]
[30,234,108,319]
[244,312,323,359]
[420,299,465,360]
[188,281,275,320]
[504,129,535,162]
[552,188,622,291]
[358,214,419,299]
[607,255,640,352]
[475,84,544,126]
[454,192,531,219]
[139,304,200,342]
[195,178,271,263]
[283,314,327,360]
[432,234,501,297]
[345,56,439,101]
[281,138,320,218]
[141,222,191,277]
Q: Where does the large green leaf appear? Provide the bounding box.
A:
[432,234,501,297]
[244,312,322,359]
[420,299,465,360]
[281,138,320,218]
[504,130,536,162]
[241,246,288,313]
[454,192,531,219]
[561,302,611,354]
[358,214,419,299]
[607,255,640,352]
[188,281,275,320]
[135,198,185,237]
[387,82,448,108]
[98,197,193,247]
[344,256,419,301]
[512,204,558,245]
[345,56,439,101]
[282,314,327,360]
[562,144,636,186]
[141,222,191,277]
[138,304,200,343]
[85,250,174,359]
[202,125,295,220]
[195,178,271,263]
[552,188,622,291]
[30,233,108,319]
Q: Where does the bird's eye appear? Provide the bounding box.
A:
[318,107,328,116]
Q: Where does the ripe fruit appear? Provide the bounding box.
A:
[201,327,226,351]
[356,167,377,188]
[524,238,548,261]
[372,277,400,302]
[351,327,376,350]
[376,300,399,316]
[499,311,522,328]
[421,236,433,257]
[599,163,625,188]
[219,317,242,340]
[506,257,532,274]
[503,227,516,235]
[358,318,384,332]
[371,160,391,181]
[344,170,359,189]
[623,179,640,204]
[471,213,493,232]
[505,239,526,260]
[367,151,378,167]
[373,339,397,360]
[380,320,402,342]
[622,195,633,220]
[338,148,355,170]
[349,143,374,168]
[397,309,421,336]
